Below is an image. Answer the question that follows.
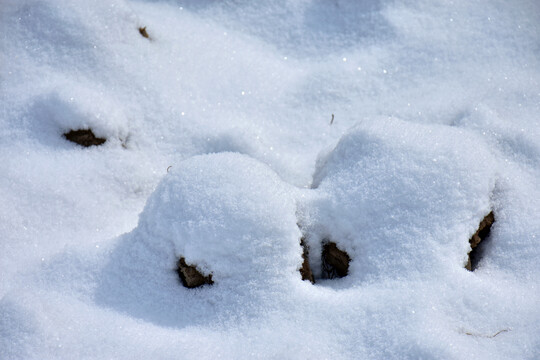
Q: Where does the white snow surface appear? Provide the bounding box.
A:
[1,0,539,359]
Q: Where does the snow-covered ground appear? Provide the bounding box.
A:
[1,0,539,358]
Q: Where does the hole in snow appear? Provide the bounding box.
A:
[176,257,213,288]
[299,237,315,283]
[466,211,495,271]
[321,241,350,279]
[63,129,106,147]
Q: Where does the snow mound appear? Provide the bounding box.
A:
[138,152,302,286]
[94,153,303,326]
[303,118,497,281]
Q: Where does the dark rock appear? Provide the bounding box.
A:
[139,27,150,39]
[299,238,315,283]
[64,129,106,147]
[466,211,495,271]
[176,257,213,288]
[321,241,350,279]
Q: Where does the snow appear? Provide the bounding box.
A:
[1,0,539,359]
[93,153,304,327]
[305,117,497,281]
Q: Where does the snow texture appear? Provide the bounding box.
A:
[305,118,497,281]
[1,0,539,359]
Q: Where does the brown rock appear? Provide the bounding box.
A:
[322,241,350,279]
[64,129,106,147]
[299,238,315,283]
[139,27,150,39]
[176,257,213,288]
[466,211,495,271]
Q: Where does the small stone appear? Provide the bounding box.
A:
[139,27,150,39]
[321,241,350,279]
[64,129,106,147]
[176,257,213,288]
[299,238,314,283]
[466,211,495,271]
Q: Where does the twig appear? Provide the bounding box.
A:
[462,328,510,338]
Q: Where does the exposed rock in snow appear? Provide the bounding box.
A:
[64,129,106,147]
[299,238,314,283]
[176,257,213,288]
[138,26,150,39]
[321,241,350,279]
[466,211,495,271]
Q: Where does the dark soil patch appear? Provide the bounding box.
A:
[299,238,315,283]
[64,129,106,147]
[466,211,495,271]
[176,257,213,288]
[321,241,350,279]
